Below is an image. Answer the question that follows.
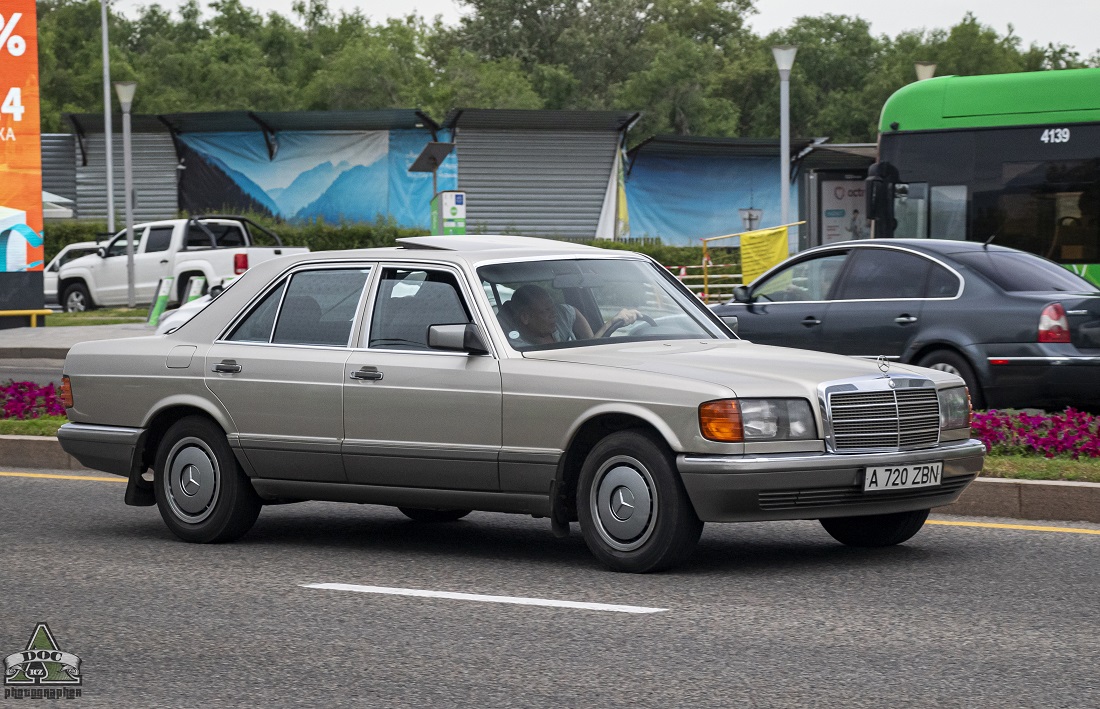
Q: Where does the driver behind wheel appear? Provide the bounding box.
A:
[504,284,641,347]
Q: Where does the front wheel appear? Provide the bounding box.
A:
[61,283,94,313]
[820,509,930,547]
[398,508,471,522]
[154,416,261,543]
[577,430,703,573]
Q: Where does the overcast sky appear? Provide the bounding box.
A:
[111,0,1100,58]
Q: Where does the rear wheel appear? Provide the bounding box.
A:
[820,509,930,547]
[577,430,703,573]
[917,349,984,408]
[154,416,261,543]
[398,508,471,522]
[61,283,93,312]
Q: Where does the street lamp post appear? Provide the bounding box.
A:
[914,61,937,81]
[114,81,137,309]
[100,0,115,231]
[772,45,797,226]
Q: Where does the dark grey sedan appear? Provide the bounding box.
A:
[712,239,1100,411]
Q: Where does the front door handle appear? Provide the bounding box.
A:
[350,368,383,381]
[801,316,821,327]
[894,315,918,324]
[159,259,169,264]
[212,360,242,374]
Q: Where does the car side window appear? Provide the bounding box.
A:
[144,227,174,253]
[834,249,932,300]
[104,233,129,258]
[227,280,287,343]
[754,252,848,302]
[925,263,961,298]
[369,268,472,350]
[271,268,373,347]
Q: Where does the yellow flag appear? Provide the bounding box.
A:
[740,226,789,283]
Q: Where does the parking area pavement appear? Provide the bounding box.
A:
[0,323,150,359]
[2,467,1099,707]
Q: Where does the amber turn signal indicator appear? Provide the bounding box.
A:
[60,375,74,409]
[699,399,743,442]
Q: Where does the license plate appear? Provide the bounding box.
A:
[863,462,942,491]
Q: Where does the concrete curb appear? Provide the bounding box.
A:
[1,435,1098,523]
[0,347,69,359]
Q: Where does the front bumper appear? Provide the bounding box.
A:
[677,439,986,522]
[57,422,144,477]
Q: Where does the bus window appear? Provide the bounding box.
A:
[893,182,927,238]
[930,186,967,240]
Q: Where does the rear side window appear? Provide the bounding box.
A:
[227,280,287,343]
[950,251,1096,292]
[186,223,246,248]
[144,227,174,253]
[271,268,372,347]
[835,249,932,300]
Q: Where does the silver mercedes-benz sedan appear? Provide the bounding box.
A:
[57,235,985,572]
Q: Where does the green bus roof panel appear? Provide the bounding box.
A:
[880,68,1100,132]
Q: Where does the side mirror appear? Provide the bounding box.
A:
[732,285,752,303]
[96,247,106,258]
[427,323,490,355]
[721,315,739,335]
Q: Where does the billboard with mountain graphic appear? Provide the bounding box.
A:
[177,129,456,228]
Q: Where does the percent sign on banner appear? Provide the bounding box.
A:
[0,1,43,274]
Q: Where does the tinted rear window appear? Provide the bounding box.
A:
[950,251,1097,292]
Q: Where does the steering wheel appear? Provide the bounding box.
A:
[602,313,658,337]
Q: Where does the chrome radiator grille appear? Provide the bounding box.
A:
[828,387,940,451]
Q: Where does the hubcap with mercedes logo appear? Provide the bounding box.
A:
[591,456,656,551]
[164,437,220,522]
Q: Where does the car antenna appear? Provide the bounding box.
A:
[983,233,996,248]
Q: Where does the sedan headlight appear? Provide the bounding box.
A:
[938,386,971,430]
[699,398,817,442]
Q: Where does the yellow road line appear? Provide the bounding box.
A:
[928,520,1100,536]
[0,471,125,483]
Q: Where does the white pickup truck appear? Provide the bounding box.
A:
[57,216,308,311]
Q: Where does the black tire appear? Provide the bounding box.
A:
[398,507,471,522]
[917,349,984,409]
[820,508,930,548]
[61,282,94,312]
[577,430,703,573]
[153,415,261,543]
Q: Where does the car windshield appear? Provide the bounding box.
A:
[950,250,1098,292]
[478,258,727,351]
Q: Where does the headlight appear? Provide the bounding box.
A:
[699,398,817,442]
[938,386,971,430]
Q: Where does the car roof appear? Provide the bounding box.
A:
[810,238,1021,256]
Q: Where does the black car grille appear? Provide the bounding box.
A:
[758,474,975,511]
[829,388,940,451]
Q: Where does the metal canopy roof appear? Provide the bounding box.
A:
[798,143,877,171]
[443,109,641,132]
[66,109,438,135]
[628,134,819,159]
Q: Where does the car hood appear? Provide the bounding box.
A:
[521,339,951,397]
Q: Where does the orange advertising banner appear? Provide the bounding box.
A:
[0,0,43,272]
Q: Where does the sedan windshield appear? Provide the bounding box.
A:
[478,258,728,350]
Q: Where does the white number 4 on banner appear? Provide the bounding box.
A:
[2,87,24,121]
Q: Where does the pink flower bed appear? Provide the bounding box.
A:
[971,409,1100,459]
[0,381,66,420]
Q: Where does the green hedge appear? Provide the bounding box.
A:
[43,219,739,275]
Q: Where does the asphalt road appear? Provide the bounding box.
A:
[0,359,65,387]
[2,467,1098,708]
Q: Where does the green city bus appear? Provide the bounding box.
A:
[865,67,1100,285]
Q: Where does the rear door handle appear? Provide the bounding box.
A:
[350,368,383,381]
[212,360,242,373]
[801,316,821,327]
[894,315,918,324]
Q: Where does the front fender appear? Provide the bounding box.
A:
[560,401,689,453]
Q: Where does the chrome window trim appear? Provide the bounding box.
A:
[746,244,966,305]
[988,356,1100,363]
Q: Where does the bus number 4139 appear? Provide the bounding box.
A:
[1040,128,1070,144]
